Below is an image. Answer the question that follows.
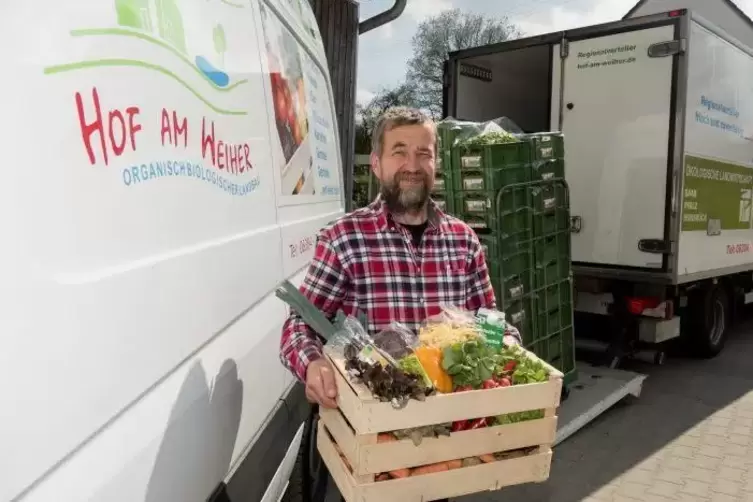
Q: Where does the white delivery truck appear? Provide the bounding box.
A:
[443,8,753,366]
[1,1,350,501]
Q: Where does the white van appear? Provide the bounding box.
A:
[1,0,343,501]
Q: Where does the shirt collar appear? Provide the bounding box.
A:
[370,194,448,234]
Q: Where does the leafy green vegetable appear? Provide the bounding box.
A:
[495,409,545,425]
[441,339,503,388]
[498,345,549,384]
[398,354,434,389]
[459,131,518,148]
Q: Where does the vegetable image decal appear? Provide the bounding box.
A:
[49,0,242,95]
[259,4,313,195]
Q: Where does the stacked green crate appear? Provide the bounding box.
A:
[526,134,574,382]
[529,182,576,385]
[434,122,461,214]
[444,130,576,385]
[451,140,538,345]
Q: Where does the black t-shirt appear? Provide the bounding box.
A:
[400,221,429,247]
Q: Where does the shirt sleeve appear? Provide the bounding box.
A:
[280,234,349,383]
[465,232,497,312]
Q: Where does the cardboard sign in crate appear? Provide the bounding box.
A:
[318,348,563,502]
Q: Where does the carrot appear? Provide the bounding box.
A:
[389,468,411,479]
[446,459,463,470]
[410,462,450,476]
[378,433,397,443]
[478,453,496,463]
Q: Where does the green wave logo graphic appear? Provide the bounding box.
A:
[44,59,247,116]
[70,28,249,92]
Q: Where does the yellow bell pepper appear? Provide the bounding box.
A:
[414,346,453,393]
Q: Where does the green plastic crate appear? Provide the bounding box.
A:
[533,233,571,288]
[432,170,453,194]
[535,279,573,312]
[453,164,530,192]
[454,187,529,215]
[452,141,532,171]
[488,259,532,303]
[503,294,537,345]
[527,325,576,379]
[533,208,570,236]
[482,233,534,276]
[454,191,531,235]
[531,159,565,181]
[527,133,565,162]
[530,182,568,213]
[431,192,454,214]
[478,233,498,260]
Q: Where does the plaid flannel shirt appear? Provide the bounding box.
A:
[279,196,499,382]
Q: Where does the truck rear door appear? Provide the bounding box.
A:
[561,20,680,269]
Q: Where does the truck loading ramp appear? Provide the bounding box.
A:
[555,363,647,446]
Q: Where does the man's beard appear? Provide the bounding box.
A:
[380,170,431,215]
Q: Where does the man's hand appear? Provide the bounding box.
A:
[305,358,338,409]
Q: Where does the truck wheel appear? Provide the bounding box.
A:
[686,284,729,358]
[282,406,329,502]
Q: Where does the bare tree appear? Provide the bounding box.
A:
[406,9,521,118]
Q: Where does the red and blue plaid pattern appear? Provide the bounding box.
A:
[280,196,497,382]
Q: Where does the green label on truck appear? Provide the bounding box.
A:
[682,154,753,232]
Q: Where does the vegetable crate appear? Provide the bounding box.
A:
[448,132,564,173]
[318,350,564,502]
[485,179,576,385]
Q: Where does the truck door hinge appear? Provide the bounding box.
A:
[648,38,686,58]
[638,239,672,254]
[560,38,569,58]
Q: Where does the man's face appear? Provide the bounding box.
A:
[372,123,437,214]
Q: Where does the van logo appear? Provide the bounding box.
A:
[42,0,264,197]
[45,0,248,114]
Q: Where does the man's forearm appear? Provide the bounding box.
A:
[280,315,324,382]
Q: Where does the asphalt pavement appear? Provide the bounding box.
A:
[457,315,753,502]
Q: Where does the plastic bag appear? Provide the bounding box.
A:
[417,305,482,349]
[437,116,525,148]
[325,316,433,407]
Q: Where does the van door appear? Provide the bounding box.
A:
[562,23,678,269]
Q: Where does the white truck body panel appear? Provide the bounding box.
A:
[447,9,753,285]
[1,0,343,500]
[678,19,753,278]
[561,25,675,269]
[627,0,753,50]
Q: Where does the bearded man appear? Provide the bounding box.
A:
[280,106,497,408]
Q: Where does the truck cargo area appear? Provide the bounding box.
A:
[452,44,553,133]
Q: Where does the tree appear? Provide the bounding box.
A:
[406,9,521,118]
[354,82,418,153]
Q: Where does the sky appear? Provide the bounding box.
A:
[354,0,753,105]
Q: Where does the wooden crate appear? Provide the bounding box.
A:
[318,348,563,502]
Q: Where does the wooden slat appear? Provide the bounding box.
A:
[319,422,553,502]
[358,451,552,502]
[354,379,561,434]
[358,417,558,475]
[317,422,356,501]
[319,408,359,470]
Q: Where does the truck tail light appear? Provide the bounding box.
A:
[626,296,661,316]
